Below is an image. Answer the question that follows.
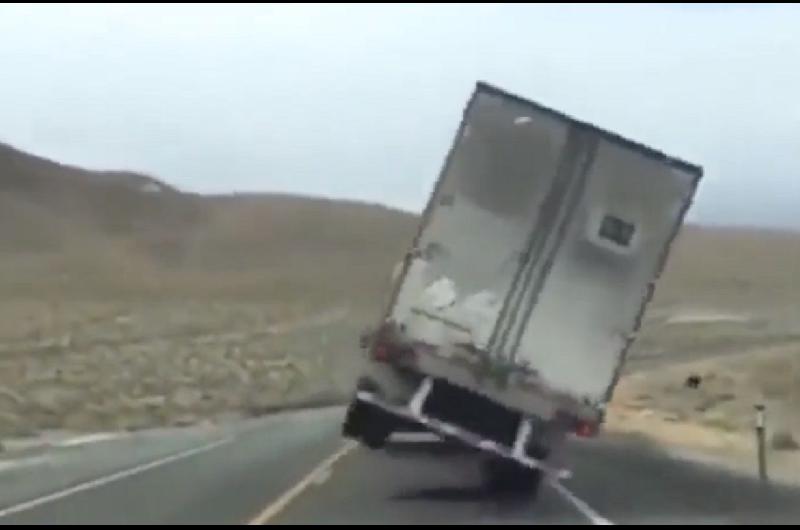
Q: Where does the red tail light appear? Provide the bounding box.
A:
[372,344,390,362]
[575,420,598,438]
[371,341,417,365]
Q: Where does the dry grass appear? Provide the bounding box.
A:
[607,344,800,484]
[652,225,800,309]
[614,344,800,433]
[0,142,417,437]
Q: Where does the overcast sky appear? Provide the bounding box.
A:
[1,4,798,228]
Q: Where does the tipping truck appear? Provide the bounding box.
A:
[342,81,703,493]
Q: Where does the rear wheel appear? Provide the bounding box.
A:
[342,400,393,449]
[481,457,544,496]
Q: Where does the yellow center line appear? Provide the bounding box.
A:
[247,440,358,525]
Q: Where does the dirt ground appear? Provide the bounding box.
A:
[608,333,800,485]
[0,298,370,439]
[0,142,416,442]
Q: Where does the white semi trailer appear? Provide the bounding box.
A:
[343,81,703,492]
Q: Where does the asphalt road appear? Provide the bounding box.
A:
[1,408,799,525]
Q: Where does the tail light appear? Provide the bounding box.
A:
[370,341,416,365]
[372,343,391,362]
[556,410,600,438]
[575,420,598,438]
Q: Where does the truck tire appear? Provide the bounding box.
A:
[361,423,391,450]
[482,458,543,497]
[342,400,392,449]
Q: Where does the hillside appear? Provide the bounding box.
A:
[0,142,202,251]
[0,142,417,303]
[0,143,419,437]
[1,142,799,444]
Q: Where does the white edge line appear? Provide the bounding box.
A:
[0,456,48,474]
[549,479,614,525]
[57,433,125,448]
[0,437,233,519]
[248,440,357,525]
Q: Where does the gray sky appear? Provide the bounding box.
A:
[1,4,799,227]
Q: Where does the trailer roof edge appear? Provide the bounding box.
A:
[474,81,703,180]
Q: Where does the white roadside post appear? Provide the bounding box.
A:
[755,404,768,482]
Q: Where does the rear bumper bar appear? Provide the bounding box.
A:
[356,377,572,481]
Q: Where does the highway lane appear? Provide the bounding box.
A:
[548,435,800,525]
[1,407,799,524]
[269,432,800,525]
[0,409,344,524]
[263,439,593,525]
